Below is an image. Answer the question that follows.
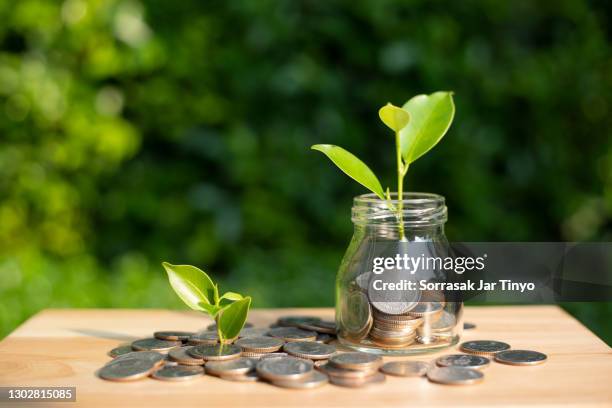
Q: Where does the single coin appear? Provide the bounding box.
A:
[188,331,219,345]
[235,336,284,352]
[340,291,373,340]
[329,352,382,370]
[463,322,477,330]
[380,361,430,377]
[99,358,155,382]
[154,331,194,341]
[460,340,511,356]
[115,351,165,367]
[277,316,321,328]
[315,333,334,344]
[188,344,242,361]
[260,352,289,360]
[241,351,268,358]
[238,328,271,338]
[427,366,484,385]
[168,347,205,366]
[283,341,336,360]
[151,365,204,381]
[219,371,260,382]
[430,311,456,332]
[205,357,257,376]
[163,356,179,366]
[368,268,421,315]
[436,354,490,370]
[268,327,317,342]
[298,320,337,335]
[318,363,378,379]
[108,345,133,358]
[272,371,329,389]
[131,338,181,352]
[256,357,313,381]
[407,302,444,317]
[208,322,253,331]
[329,372,385,388]
[494,350,547,366]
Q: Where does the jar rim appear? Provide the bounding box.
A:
[352,192,447,227]
[353,192,445,206]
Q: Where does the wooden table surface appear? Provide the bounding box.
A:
[0,306,610,407]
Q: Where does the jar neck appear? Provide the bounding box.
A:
[351,192,447,238]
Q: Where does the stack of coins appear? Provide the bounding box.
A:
[370,309,423,347]
[235,336,285,358]
[318,352,385,388]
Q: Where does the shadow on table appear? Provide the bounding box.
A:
[69,328,138,341]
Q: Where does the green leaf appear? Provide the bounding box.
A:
[378,103,410,132]
[311,144,385,199]
[199,302,222,317]
[162,262,216,312]
[218,297,251,340]
[399,91,455,164]
[220,292,244,302]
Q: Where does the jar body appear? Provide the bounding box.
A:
[335,193,462,355]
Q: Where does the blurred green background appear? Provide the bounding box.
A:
[0,0,610,343]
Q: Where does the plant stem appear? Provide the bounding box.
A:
[215,313,225,345]
[395,131,406,240]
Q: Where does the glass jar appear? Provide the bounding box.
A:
[336,192,462,355]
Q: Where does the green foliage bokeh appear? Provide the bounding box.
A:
[0,0,610,342]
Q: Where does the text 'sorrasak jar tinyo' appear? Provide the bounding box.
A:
[336,192,462,355]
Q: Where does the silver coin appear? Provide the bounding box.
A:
[298,320,337,335]
[168,347,205,366]
[205,357,257,376]
[315,333,333,343]
[99,358,155,382]
[208,322,254,331]
[283,341,336,360]
[108,345,133,358]
[463,322,476,330]
[407,301,444,316]
[151,365,204,381]
[131,338,181,352]
[154,331,194,341]
[329,372,385,388]
[380,361,430,377]
[163,356,179,366]
[460,340,511,355]
[235,336,284,352]
[494,350,547,366]
[329,352,382,370]
[268,327,317,342]
[317,363,379,379]
[339,291,372,340]
[272,371,329,389]
[276,316,321,328]
[115,351,165,367]
[436,354,490,370]
[188,344,242,361]
[368,268,421,315]
[260,352,289,360]
[354,272,372,293]
[256,357,313,381]
[188,331,219,345]
[430,311,456,332]
[238,328,271,338]
[427,366,484,385]
[219,371,260,382]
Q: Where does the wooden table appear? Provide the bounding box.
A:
[0,306,610,407]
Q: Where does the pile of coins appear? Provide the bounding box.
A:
[344,270,462,350]
[318,353,385,387]
[99,315,547,389]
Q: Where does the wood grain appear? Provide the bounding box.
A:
[0,306,610,407]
